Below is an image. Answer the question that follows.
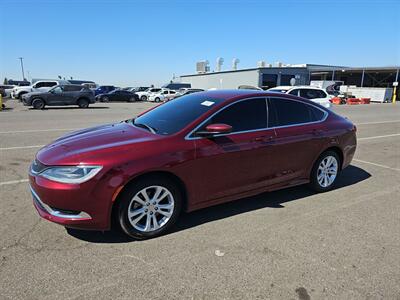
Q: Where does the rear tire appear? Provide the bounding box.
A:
[155,97,161,102]
[32,98,45,110]
[77,98,89,108]
[116,176,182,239]
[128,96,136,102]
[140,95,147,101]
[309,151,340,192]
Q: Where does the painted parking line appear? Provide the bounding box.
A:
[0,128,79,134]
[0,179,29,186]
[0,145,44,151]
[356,120,400,125]
[353,159,400,172]
[358,133,400,141]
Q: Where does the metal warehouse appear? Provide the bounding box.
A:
[179,63,400,99]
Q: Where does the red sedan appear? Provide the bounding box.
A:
[29,90,357,239]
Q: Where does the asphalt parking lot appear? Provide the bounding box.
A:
[0,100,399,299]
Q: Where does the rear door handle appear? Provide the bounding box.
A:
[312,129,324,136]
[253,136,274,142]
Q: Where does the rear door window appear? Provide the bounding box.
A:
[35,82,57,88]
[268,97,325,127]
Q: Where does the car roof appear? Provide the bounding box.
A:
[189,89,281,100]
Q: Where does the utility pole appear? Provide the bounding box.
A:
[18,57,25,80]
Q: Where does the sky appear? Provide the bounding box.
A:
[0,0,399,86]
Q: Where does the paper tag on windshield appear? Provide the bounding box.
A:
[201,101,215,107]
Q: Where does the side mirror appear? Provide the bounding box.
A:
[195,123,232,137]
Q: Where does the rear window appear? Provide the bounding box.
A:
[134,93,225,135]
[299,89,327,99]
[63,85,83,92]
[35,82,57,88]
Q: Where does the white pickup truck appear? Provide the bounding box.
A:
[11,80,69,99]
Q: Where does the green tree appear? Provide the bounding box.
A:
[3,77,8,84]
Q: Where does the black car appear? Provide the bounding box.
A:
[96,89,139,102]
[22,84,95,109]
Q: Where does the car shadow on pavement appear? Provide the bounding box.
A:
[66,165,371,243]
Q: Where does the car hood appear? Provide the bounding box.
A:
[36,121,158,165]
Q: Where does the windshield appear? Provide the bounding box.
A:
[133,93,225,135]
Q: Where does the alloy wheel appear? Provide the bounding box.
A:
[127,186,174,232]
[317,155,338,188]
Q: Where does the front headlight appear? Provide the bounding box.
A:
[39,165,102,184]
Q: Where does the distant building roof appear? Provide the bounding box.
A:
[180,64,399,78]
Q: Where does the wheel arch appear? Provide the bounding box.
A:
[32,96,46,104]
[312,146,344,175]
[77,96,90,102]
[323,146,344,170]
[110,170,189,228]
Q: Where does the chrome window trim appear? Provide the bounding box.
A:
[185,96,328,140]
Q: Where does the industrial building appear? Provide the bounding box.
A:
[179,62,399,101]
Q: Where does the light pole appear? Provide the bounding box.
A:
[18,57,25,80]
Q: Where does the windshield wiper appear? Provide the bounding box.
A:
[133,121,157,134]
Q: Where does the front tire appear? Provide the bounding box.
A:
[309,151,340,192]
[77,98,89,108]
[155,97,161,102]
[140,95,147,101]
[32,98,45,110]
[117,177,182,239]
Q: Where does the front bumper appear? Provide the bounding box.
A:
[29,173,114,230]
[31,186,91,220]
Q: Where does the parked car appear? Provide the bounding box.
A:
[7,80,30,87]
[96,89,139,102]
[135,88,162,101]
[268,86,332,108]
[124,86,150,93]
[174,89,204,99]
[161,82,191,90]
[22,84,95,109]
[134,86,150,92]
[94,85,116,96]
[68,80,96,86]
[12,80,69,100]
[237,85,263,90]
[148,89,178,102]
[0,85,15,98]
[29,90,356,239]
